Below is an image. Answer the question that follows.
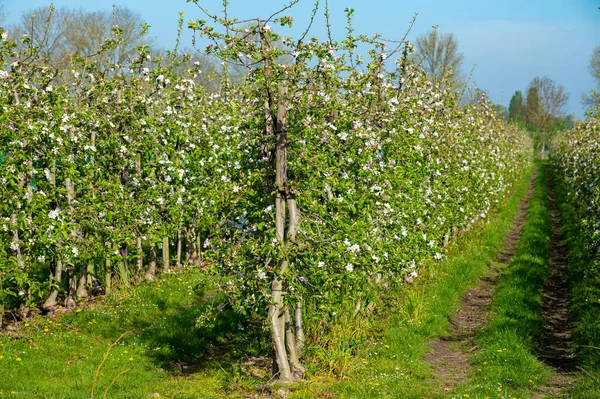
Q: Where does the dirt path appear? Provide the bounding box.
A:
[424,174,535,392]
[530,177,576,398]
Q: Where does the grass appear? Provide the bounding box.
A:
[0,270,268,398]
[552,165,600,398]
[286,166,537,398]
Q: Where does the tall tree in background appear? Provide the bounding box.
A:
[10,5,220,90]
[508,90,525,124]
[10,5,150,72]
[413,30,465,89]
[153,47,220,92]
[582,45,600,109]
[526,76,569,158]
[525,86,540,131]
[492,103,509,121]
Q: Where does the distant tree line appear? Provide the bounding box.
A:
[4,4,219,91]
[508,77,572,157]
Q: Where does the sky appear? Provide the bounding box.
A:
[2,0,599,119]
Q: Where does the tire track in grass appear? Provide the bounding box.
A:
[424,171,536,393]
[530,174,577,398]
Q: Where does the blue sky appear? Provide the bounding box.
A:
[3,0,599,118]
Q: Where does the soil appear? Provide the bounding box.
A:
[424,174,535,392]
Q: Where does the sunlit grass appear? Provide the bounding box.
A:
[0,269,262,398]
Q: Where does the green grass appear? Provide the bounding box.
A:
[0,270,268,398]
[552,166,600,398]
[452,163,555,399]
[286,167,537,398]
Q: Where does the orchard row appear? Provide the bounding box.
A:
[552,113,600,271]
[0,8,532,379]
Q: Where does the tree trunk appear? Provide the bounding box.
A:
[195,232,202,265]
[65,268,77,309]
[145,243,157,281]
[42,253,63,311]
[184,228,192,264]
[76,262,88,298]
[176,228,182,267]
[268,84,305,382]
[119,242,129,286]
[105,251,112,294]
[287,196,304,360]
[285,309,305,380]
[295,301,305,354]
[134,235,143,284]
[64,177,81,304]
[162,236,170,272]
[269,275,292,382]
[86,262,94,291]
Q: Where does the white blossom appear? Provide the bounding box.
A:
[347,244,360,254]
